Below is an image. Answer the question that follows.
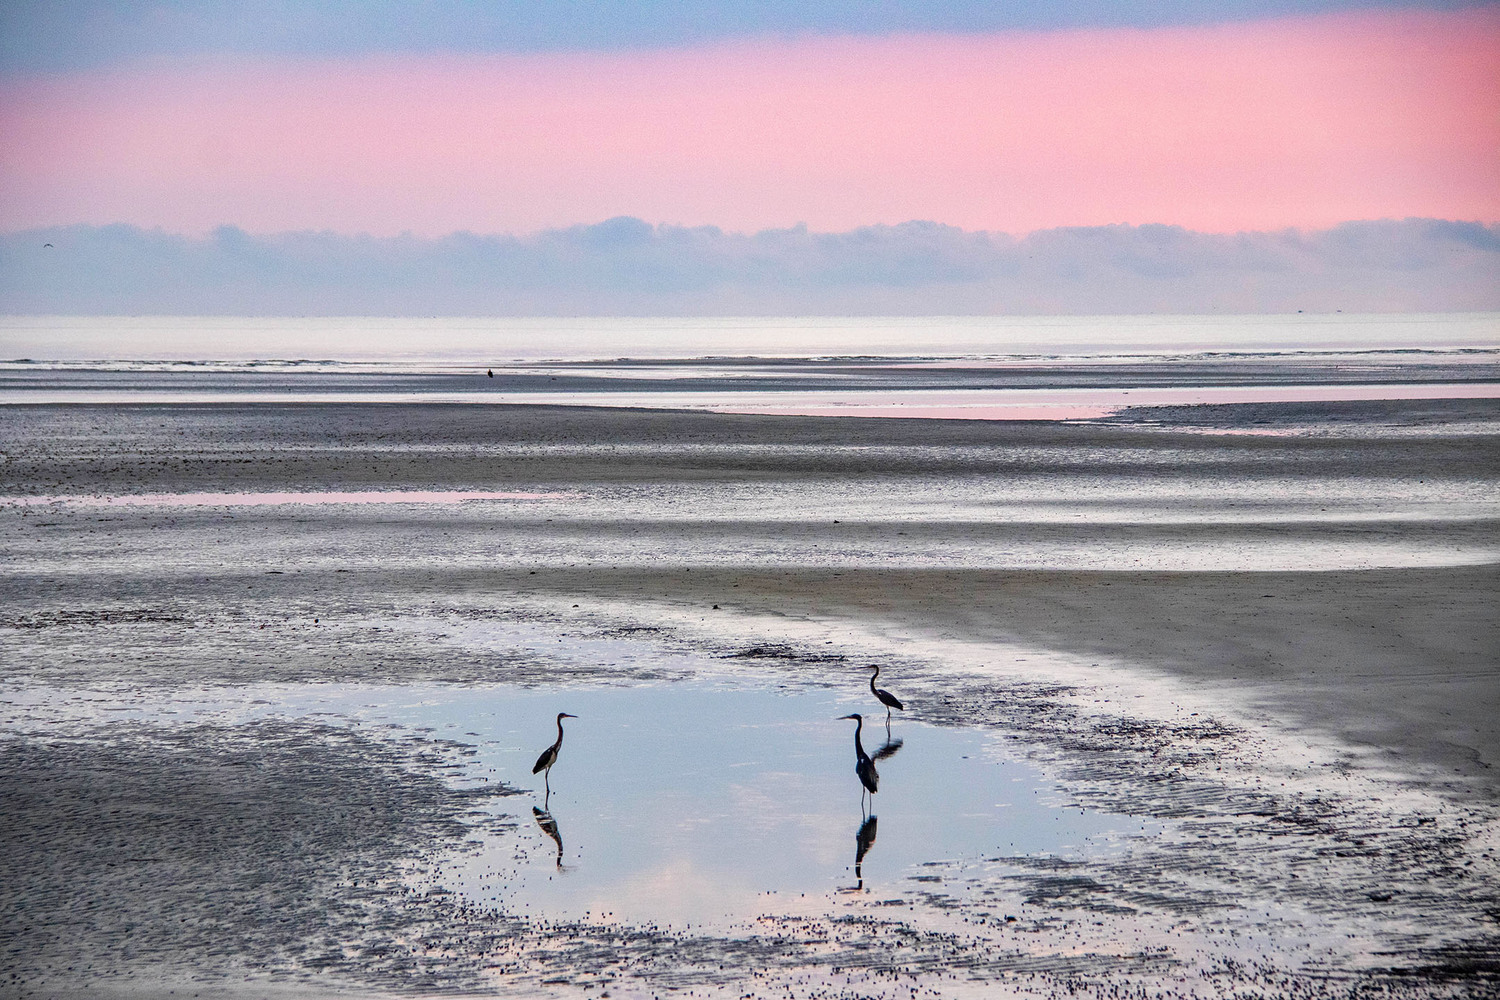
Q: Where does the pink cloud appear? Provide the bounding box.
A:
[1,10,1496,236]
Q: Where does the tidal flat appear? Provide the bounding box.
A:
[2,393,1498,999]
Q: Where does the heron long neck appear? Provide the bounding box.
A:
[555,716,566,745]
[869,666,880,692]
[852,717,867,757]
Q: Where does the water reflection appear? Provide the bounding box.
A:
[533,806,566,869]
[138,680,1155,926]
[854,815,878,890]
[842,714,901,890]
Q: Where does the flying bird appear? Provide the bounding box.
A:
[533,712,577,798]
[868,664,904,720]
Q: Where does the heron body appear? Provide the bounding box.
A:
[841,713,879,795]
[868,664,904,718]
[533,712,576,777]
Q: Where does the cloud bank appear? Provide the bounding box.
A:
[2,218,1497,316]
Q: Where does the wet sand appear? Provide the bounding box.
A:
[2,399,1498,998]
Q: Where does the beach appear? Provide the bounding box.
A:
[2,386,1498,998]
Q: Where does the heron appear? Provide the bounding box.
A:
[533,712,577,801]
[868,664,904,722]
[840,713,879,799]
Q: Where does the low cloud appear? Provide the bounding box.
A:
[2,218,1497,315]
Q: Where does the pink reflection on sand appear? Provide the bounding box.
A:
[733,404,1119,421]
[692,382,1500,421]
[4,490,573,508]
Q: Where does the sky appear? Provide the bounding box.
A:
[1,2,1496,237]
[0,2,1496,313]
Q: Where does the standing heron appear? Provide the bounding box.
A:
[840,713,879,800]
[868,664,904,722]
[533,712,577,802]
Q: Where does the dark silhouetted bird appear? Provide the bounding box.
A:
[868,664,904,721]
[533,712,576,799]
[840,713,879,796]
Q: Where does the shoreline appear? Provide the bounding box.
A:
[2,397,1497,997]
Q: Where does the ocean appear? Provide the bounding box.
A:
[2,313,1496,418]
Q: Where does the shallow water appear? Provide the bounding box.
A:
[3,381,1497,418]
[1,674,1152,929]
[0,489,572,508]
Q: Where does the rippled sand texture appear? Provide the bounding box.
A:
[2,397,1498,999]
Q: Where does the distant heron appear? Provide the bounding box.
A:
[868,664,904,721]
[840,713,879,798]
[533,712,577,799]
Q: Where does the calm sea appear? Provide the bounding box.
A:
[3,314,1497,419]
[3,313,1498,364]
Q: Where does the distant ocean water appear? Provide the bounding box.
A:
[3,313,1498,364]
[2,314,1496,419]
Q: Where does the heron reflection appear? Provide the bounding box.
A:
[854,814,878,889]
[532,711,576,807]
[532,806,565,869]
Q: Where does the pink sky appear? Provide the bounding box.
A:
[1,9,1496,236]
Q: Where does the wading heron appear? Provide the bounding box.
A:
[533,712,577,801]
[840,713,879,799]
[868,664,904,722]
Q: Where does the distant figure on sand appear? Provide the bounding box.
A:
[868,664,904,720]
[533,712,576,801]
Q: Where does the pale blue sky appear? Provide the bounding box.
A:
[2,0,1489,72]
